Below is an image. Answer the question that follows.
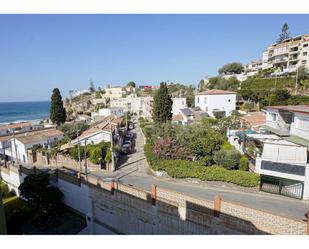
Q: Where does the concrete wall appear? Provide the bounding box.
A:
[0,165,307,235]
[290,113,309,141]
[195,94,236,117]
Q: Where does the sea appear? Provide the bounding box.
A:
[0,101,50,125]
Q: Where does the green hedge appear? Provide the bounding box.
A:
[144,143,259,187]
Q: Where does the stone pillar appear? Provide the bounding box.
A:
[110,179,115,194]
[19,164,22,176]
[151,184,157,206]
[213,195,222,217]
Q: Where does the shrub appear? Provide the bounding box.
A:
[213,149,241,169]
[239,156,249,171]
[69,145,87,161]
[89,146,102,165]
[0,181,10,198]
[105,150,112,164]
[144,144,259,187]
[220,141,234,151]
[153,138,189,160]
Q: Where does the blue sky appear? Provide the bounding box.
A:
[1,14,309,102]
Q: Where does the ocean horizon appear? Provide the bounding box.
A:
[0,101,51,124]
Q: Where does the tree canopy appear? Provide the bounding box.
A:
[218,62,244,75]
[19,173,63,213]
[277,23,290,43]
[152,82,173,123]
[127,81,136,88]
[50,88,67,126]
[89,80,95,92]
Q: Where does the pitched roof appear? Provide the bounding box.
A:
[266,105,309,115]
[195,89,236,96]
[16,129,63,144]
[172,114,184,121]
[0,121,33,132]
[241,112,266,127]
[0,127,55,142]
[180,108,194,117]
[73,115,123,141]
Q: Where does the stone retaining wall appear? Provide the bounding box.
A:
[0,165,307,235]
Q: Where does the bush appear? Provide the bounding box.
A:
[88,146,102,165]
[145,144,259,187]
[239,156,249,171]
[213,149,241,169]
[153,138,189,160]
[69,145,87,161]
[0,181,10,198]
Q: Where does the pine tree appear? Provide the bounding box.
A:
[153,82,173,123]
[89,80,95,93]
[277,23,291,43]
[50,88,67,126]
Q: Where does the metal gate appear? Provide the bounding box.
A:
[260,175,304,199]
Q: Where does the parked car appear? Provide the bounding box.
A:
[126,132,134,139]
[121,143,131,154]
[128,122,134,130]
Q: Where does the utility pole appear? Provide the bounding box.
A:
[76,129,81,174]
[110,119,115,172]
[295,66,299,95]
[83,139,88,177]
[11,129,19,164]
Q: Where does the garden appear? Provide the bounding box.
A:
[1,174,86,235]
[142,118,259,187]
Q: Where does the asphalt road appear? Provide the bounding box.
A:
[90,124,309,222]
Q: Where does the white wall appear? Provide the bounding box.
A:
[290,113,309,141]
[195,94,236,118]
[72,132,111,146]
[172,98,187,115]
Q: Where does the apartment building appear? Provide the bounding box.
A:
[195,89,236,118]
[262,34,309,73]
[110,96,153,118]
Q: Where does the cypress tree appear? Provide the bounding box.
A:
[153,82,173,123]
[50,88,67,126]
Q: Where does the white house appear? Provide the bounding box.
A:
[11,129,64,164]
[172,107,208,126]
[92,108,124,120]
[242,105,309,200]
[0,122,43,137]
[172,97,187,115]
[104,87,124,98]
[71,116,123,146]
[245,133,309,200]
[77,114,92,125]
[195,89,236,118]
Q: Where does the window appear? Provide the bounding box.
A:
[204,97,207,104]
[228,99,231,103]
[197,97,200,103]
[302,60,307,65]
[303,52,308,56]
[304,43,308,47]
